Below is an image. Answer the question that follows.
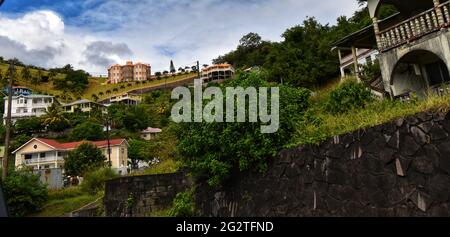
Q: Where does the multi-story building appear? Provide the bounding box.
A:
[107,61,152,84]
[140,127,162,141]
[201,64,235,82]
[13,138,130,175]
[334,0,450,99]
[3,94,56,124]
[61,99,107,114]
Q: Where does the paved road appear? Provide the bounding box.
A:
[0,184,7,217]
[128,76,197,95]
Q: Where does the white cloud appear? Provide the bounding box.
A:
[0,0,360,75]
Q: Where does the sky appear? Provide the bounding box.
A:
[0,0,361,76]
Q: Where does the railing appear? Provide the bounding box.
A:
[24,157,64,164]
[378,1,450,51]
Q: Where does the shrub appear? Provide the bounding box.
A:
[14,117,44,136]
[325,79,372,114]
[176,71,311,186]
[3,169,48,217]
[71,121,105,141]
[81,168,118,194]
[64,143,106,177]
[168,188,195,217]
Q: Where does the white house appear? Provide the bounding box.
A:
[3,95,56,124]
[61,99,106,114]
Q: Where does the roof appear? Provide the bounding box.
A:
[4,94,54,100]
[12,138,128,154]
[332,13,401,49]
[141,127,162,134]
[61,99,104,107]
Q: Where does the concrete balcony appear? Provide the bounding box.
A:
[378,1,450,51]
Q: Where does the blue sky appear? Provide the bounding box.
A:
[0,0,361,75]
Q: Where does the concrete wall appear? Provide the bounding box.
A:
[196,110,450,217]
[104,171,192,217]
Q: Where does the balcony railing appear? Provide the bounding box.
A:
[378,1,450,51]
[24,157,64,164]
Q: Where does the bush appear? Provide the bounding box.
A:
[81,168,118,194]
[168,188,195,217]
[325,80,372,114]
[71,121,105,141]
[64,143,106,177]
[176,71,311,186]
[14,117,44,136]
[3,169,48,217]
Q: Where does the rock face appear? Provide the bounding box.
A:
[195,111,450,217]
[104,171,192,217]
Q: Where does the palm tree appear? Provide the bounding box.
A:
[42,103,69,129]
[21,67,31,86]
[106,90,111,95]
[113,88,119,92]
[99,91,104,97]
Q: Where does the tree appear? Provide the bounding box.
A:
[41,103,69,132]
[170,60,176,74]
[99,92,104,97]
[92,94,99,102]
[64,143,106,177]
[128,139,151,169]
[48,69,57,81]
[3,169,48,217]
[239,32,262,49]
[14,117,43,136]
[71,121,105,141]
[176,71,311,186]
[21,67,31,86]
[106,90,111,95]
[54,70,89,94]
[113,88,119,92]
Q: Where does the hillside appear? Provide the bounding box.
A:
[0,62,197,103]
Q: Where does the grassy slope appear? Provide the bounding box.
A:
[29,187,102,217]
[1,62,196,102]
[290,78,450,146]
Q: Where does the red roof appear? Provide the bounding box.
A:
[36,138,127,150]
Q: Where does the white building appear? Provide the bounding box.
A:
[3,95,56,124]
[201,64,235,82]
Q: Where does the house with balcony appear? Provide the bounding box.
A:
[334,0,450,99]
[201,64,235,82]
[100,93,142,106]
[61,99,107,114]
[12,138,130,176]
[3,94,57,124]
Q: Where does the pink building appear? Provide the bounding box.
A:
[107,61,152,84]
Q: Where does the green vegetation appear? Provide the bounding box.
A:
[168,188,196,217]
[325,79,373,114]
[291,80,450,146]
[176,71,310,187]
[81,168,119,194]
[0,61,196,103]
[71,120,105,141]
[2,169,48,217]
[130,159,182,177]
[64,143,107,177]
[30,186,102,217]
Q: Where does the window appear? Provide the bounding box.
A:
[24,154,32,160]
[121,148,125,153]
[40,153,46,158]
[23,109,28,113]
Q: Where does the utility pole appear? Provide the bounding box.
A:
[197,61,201,79]
[2,62,14,180]
[105,116,112,168]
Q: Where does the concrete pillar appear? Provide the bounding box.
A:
[434,0,445,26]
[337,49,346,78]
[372,17,382,49]
[352,46,361,82]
